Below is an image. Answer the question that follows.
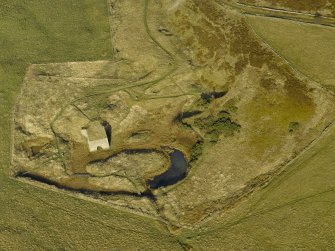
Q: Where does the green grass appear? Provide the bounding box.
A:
[247,15,335,87]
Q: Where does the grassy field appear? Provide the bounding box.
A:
[247,15,335,88]
[182,123,335,250]
[238,0,335,17]
[0,0,184,250]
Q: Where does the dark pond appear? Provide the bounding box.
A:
[101,120,112,145]
[148,150,188,189]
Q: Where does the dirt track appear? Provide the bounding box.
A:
[217,0,335,27]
